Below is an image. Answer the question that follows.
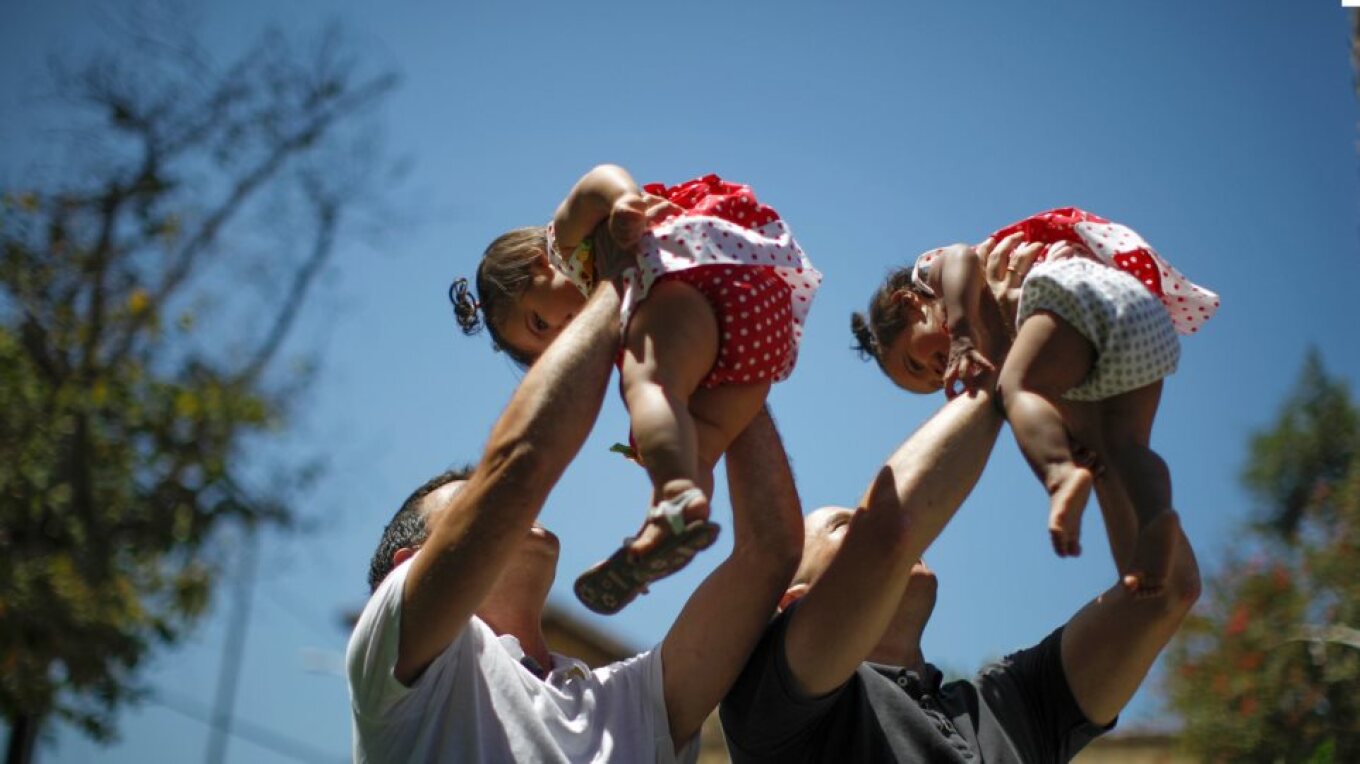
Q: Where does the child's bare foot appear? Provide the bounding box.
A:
[1122,509,1180,598]
[1046,465,1094,558]
[628,480,711,560]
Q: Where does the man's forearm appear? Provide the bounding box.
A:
[726,409,803,558]
[476,283,623,503]
[660,408,802,748]
[781,391,1005,697]
[1060,518,1200,726]
[878,390,1005,562]
[397,282,623,681]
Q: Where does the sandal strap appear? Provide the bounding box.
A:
[647,488,705,535]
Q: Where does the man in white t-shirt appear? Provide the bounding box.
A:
[347,245,803,763]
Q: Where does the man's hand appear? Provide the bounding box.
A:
[979,232,1045,327]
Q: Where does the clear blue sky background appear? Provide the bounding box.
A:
[4,1,1360,761]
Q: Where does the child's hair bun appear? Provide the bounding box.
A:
[449,277,484,335]
[850,312,879,361]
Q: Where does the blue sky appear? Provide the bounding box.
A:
[4,1,1360,761]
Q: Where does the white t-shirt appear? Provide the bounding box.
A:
[347,558,699,763]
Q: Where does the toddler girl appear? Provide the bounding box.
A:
[452,165,820,613]
[851,208,1217,595]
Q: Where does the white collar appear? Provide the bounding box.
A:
[495,632,590,685]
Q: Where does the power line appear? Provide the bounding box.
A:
[149,688,346,764]
[261,583,345,644]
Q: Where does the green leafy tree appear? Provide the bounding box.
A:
[0,12,398,760]
[1165,350,1360,762]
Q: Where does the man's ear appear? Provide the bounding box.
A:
[392,547,416,569]
[778,582,811,612]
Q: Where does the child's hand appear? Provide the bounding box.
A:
[591,220,633,283]
[944,336,996,399]
[608,194,650,251]
[641,192,683,226]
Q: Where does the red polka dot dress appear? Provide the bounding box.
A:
[622,175,822,387]
[990,207,1219,335]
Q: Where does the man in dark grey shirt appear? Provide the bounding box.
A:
[721,239,1202,763]
[724,600,1108,762]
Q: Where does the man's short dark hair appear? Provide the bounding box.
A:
[367,466,474,592]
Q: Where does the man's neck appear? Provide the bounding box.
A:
[866,607,927,672]
[478,607,553,674]
[866,639,926,673]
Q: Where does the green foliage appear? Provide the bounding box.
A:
[0,19,395,742]
[1166,351,1360,761]
[1242,350,1358,540]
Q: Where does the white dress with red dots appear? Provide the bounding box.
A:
[912,207,1219,401]
[548,174,821,387]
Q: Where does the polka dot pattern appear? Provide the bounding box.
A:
[990,208,1219,336]
[619,175,821,381]
[661,265,797,386]
[1018,259,1181,401]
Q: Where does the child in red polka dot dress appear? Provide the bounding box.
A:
[451,165,821,614]
[851,208,1217,597]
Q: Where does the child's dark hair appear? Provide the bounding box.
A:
[850,265,923,374]
[449,226,547,368]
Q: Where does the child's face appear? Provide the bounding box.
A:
[495,258,587,359]
[882,300,949,394]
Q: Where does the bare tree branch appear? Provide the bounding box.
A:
[236,192,339,386]
[0,15,403,743]
[106,71,397,366]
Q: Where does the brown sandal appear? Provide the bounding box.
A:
[573,488,719,615]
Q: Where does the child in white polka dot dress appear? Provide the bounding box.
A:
[851,208,1218,597]
[451,164,821,614]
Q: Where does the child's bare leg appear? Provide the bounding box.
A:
[998,311,1097,558]
[1064,401,1140,575]
[1088,458,1141,576]
[689,382,772,494]
[1101,382,1178,597]
[620,280,720,557]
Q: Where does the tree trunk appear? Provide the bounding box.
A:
[5,713,39,764]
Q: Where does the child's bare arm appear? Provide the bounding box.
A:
[552,164,646,254]
[936,244,996,396]
[937,244,985,335]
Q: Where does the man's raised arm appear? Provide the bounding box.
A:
[1059,510,1200,726]
[783,391,1005,697]
[660,407,803,749]
[775,231,1044,697]
[396,279,623,682]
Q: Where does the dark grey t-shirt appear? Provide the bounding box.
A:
[720,606,1113,763]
